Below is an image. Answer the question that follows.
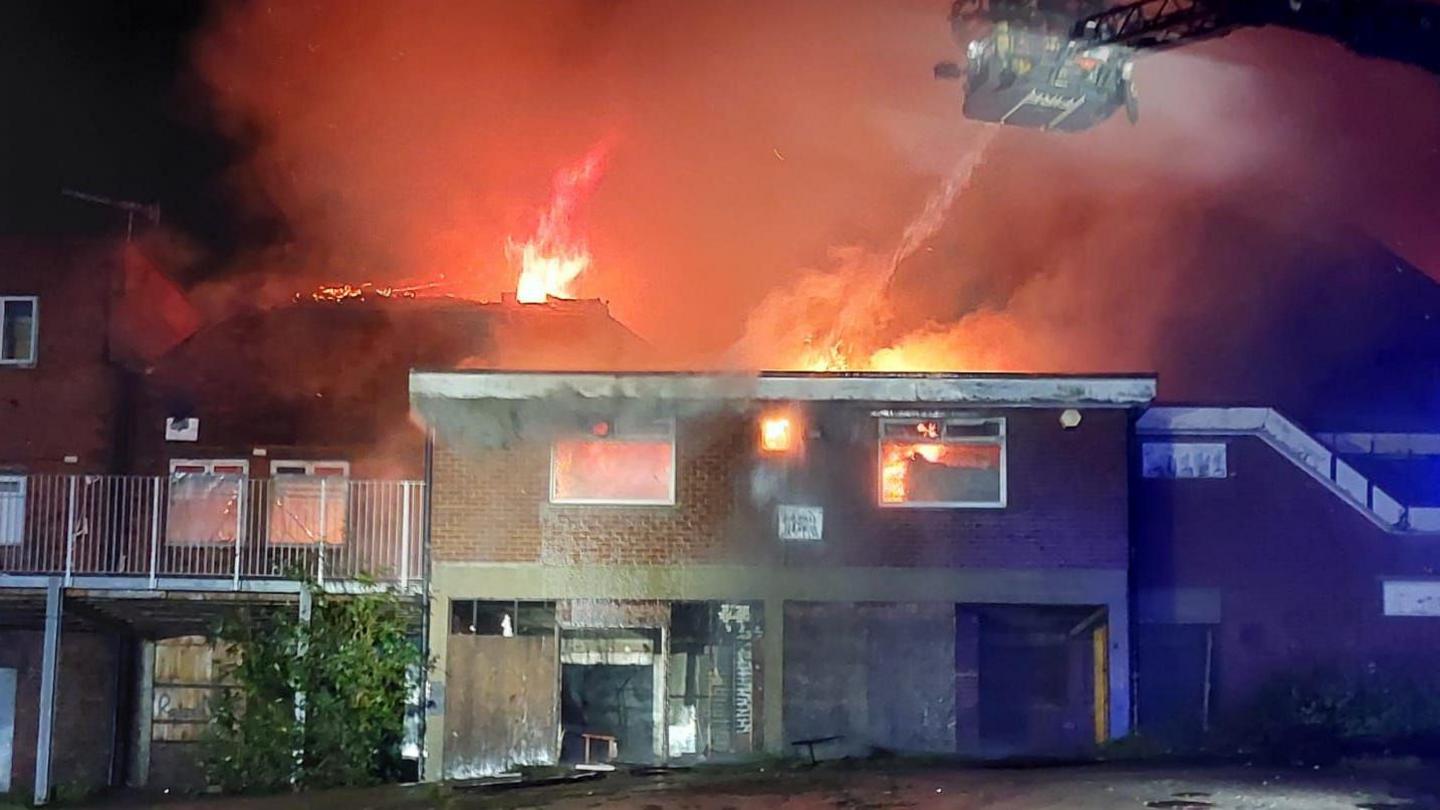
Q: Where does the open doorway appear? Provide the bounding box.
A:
[966,605,1107,756]
[559,628,661,764]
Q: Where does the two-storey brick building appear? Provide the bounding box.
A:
[411,370,1157,777]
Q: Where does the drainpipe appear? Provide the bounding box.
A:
[418,427,435,780]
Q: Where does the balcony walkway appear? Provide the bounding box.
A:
[0,474,425,593]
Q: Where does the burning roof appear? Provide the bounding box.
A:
[137,295,652,454]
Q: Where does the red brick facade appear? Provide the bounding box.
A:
[0,239,123,474]
[431,406,1131,570]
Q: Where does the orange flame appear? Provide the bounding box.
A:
[510,140,613,303]
[297,280,445,303]
[759,411,798,453]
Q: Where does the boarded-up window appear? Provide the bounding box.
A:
[152,636,236,742]
[268,461,348,545]
[0,476,24,546]
[166,460,248,546]
[1141,442,1227,479]
[551,418,675,505]
[879,418,1005,507]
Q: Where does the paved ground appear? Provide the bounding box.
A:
[86,760,1440,810]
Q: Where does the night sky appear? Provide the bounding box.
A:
[0,2,244,246]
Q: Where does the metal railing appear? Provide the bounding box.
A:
[0,475,425,589]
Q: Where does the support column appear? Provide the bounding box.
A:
[129,640,155,788]
[1106,597,1132,739]
[293,588,312,784]
[421,594,449,781]
[34,579,63,806]
[760,598,785,754]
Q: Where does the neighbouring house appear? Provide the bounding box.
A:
[409,370,1157,776]
[0,254,650,800]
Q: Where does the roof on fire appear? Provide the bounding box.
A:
[409,370,1157,408]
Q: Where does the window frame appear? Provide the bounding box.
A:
[0,295,38,366]
[267,459,350,547]
[165,458,250,547]
[549,417,678,506]
[876,416,1008,509]
[0,474,26,546]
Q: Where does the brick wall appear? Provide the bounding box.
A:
[431,404,1131,570]
[0,239,123,474]
[1134,435,1440,714]
[0,629,120,796]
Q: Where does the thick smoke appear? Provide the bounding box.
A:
[191,1,1440,383]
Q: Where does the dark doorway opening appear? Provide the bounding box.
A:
[561,664,654,763]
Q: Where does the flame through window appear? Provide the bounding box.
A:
[878,418,1005,507]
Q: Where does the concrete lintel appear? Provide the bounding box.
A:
[410,371,1156,408]
[431,563,1126,606]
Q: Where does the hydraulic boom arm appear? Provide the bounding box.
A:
[1071,0,1440,74]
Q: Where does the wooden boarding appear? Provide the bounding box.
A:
[443,635,558,778]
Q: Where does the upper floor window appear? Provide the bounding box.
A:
[268,460,349,546]
[167,459,249,546]
[0,296,37,366]
[0,475,25,546]
[878,417,1006,508]
[551,417,676,505]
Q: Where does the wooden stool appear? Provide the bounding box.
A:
[581,732,618,764]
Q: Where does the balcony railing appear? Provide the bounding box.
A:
[0,475,425,589]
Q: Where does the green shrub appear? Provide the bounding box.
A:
[203,581,427,793]
[1240,663,1440,763]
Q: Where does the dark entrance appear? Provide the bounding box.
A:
[1136,623,1212,745]
[559,629,658,764]
[971,605,1103,756]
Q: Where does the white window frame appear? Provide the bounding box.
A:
[270,460,351,478]
[0,475,26,546]
[166,458,250,547]
[877,416,1008,509]
[0,296,38,366]
[267,459,350,547]
[549,417,677,506]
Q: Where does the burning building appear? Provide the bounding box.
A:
[411,370,1155,772]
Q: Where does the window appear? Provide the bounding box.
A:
[878,417,1006,508]
[450,600,556,636]
[551,417,676,505]
[0,297,37,365]
[167,459,248,546]
[0,475,25,546]
[268,460,348,546]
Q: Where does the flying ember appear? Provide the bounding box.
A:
[509,140,613,303]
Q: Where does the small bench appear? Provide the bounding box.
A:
[580,732,618,765]
[789,734,843,765]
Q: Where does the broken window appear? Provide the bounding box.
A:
[267,460,348,546]
[166,459,248,546]
[550,417,676,505]
[0,296,36,365]
[878,417,1005,507]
